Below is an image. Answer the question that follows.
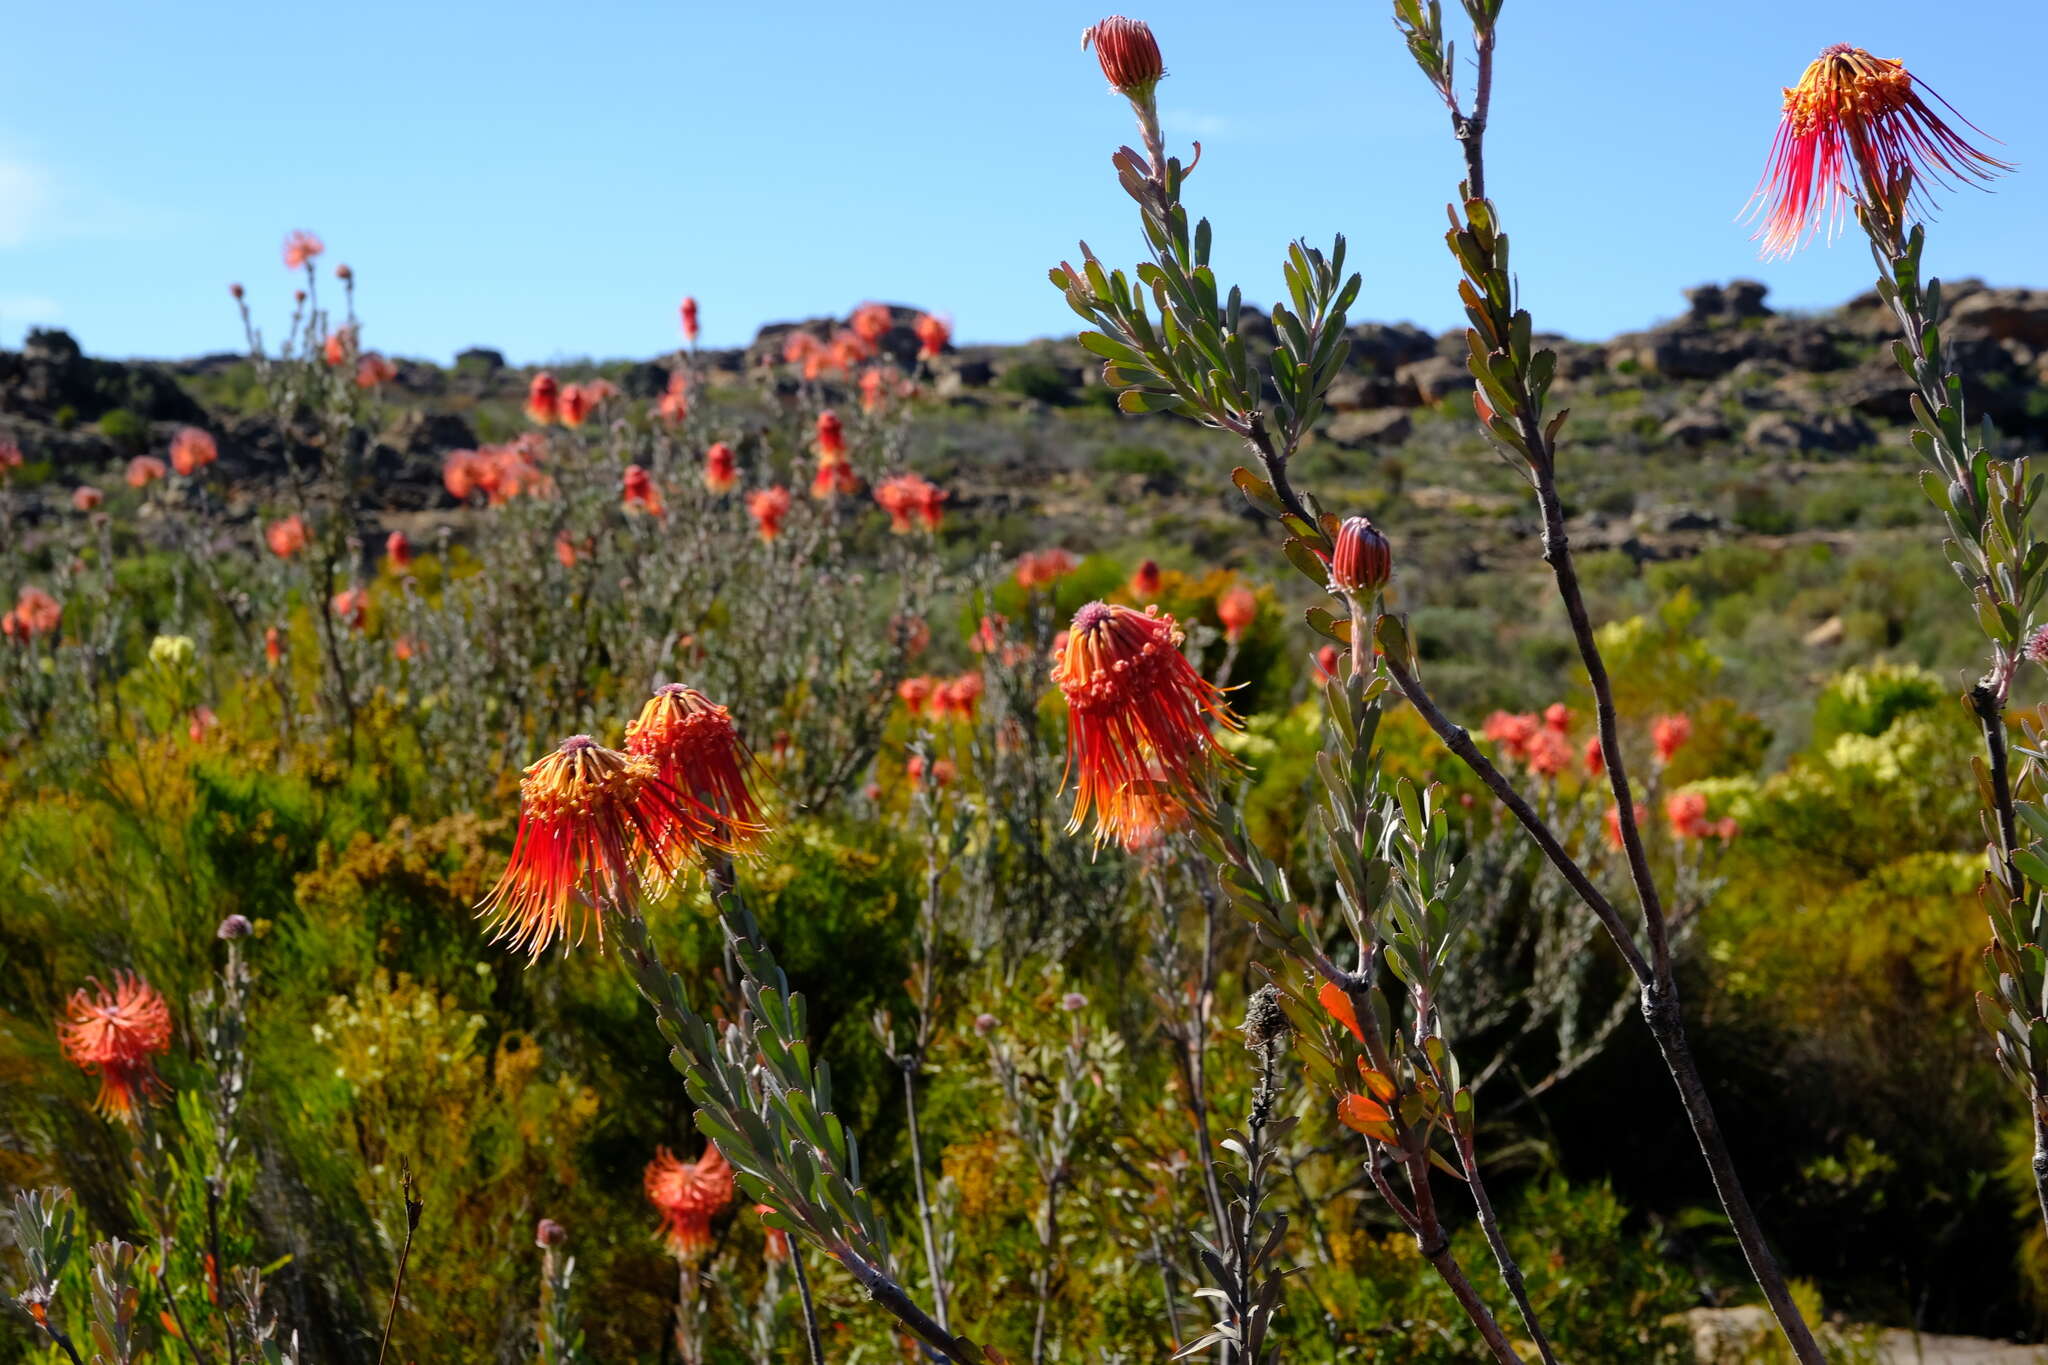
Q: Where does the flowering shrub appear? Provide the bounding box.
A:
[0,9,2037,1364]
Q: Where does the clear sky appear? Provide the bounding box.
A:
[2,1,2041,364]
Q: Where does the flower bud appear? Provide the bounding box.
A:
[1330,516,1391,594]
[1060,991,1088,1012]
[973,1012,998,1036]
[1082,16,1164,97]
[216,914,253,940]
[535,1218,567,1248]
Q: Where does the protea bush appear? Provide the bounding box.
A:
[0,7,2038,1363]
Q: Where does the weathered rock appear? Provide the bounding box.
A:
[1743,411,1873,453]
[1660,409,1730,446]
[1949,286,2048,347]
[1326,408,1414,447]
[1396,355,1476,404]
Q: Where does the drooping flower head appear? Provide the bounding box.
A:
[478,736,711,959]
[1053,602,1239,847]
[703,442,737,494]
[1749,44,2007,258]
[679,296,700,343]
[748,486,792,542]
[58,972,173,1120]
[265,514,309,559]
[525,372,561,425]
[625,684,765,854]
[912,313,951,359]
[126,456,167,489]
[282,230,324,270]
[170,427,218,477]
[645,1144,735,1262]
[1082,16,1165,98]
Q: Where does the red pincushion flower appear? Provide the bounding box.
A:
[282,230,324,270]
[1128,559,1162,601]
[622,464,666,518]
[479,736,714,959]
[1015,548,1078,591]
[2,587,60,643]
[934,672,984,722]
[874,473,946,534]
[355,353,398,389]
[1053,602,1239,847]
[680,296,700,343]
[703,442,737,494]
[1481,710,1540,760]
[330,586,367,629]
[1216,585,1257,642]
[645,1144,735,1262]
[748,486,792,542]
[170,427,218,477]
[912,313,951,359]
[656,371,690,424]
[1651,713,1692,765]
[1524,727,1572,779]
[557,384,593,429]
[1584,736,1605,778]
[1082,16,1165,96]
[385,531,413,571]
[59,972,173,1119]
[1749,45,2007,259]
[625,685,765,857]
[265,514,309,559]
[816,410,847,460]
[851,303,892,345]
[126,456,167,489]
[898,675,935,715]
[859,367,888,413]
[71,485,103,512]
[525,373,561,425]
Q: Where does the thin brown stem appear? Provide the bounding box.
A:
[154,1257,217,1365]
[1456,1129,1559,1365]
[788,1244,825,1365]
[373,1165,422,1365]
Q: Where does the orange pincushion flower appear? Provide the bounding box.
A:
[1750,45,2007,259]
[680,296,700,343]
[265,514,309,558]
[703,442,737,494]
[622,464,666,517]
[58,972,173,1119]
[912,313,951,359]
[1129,559,1162,601]
[525,373,561,425]
[1015,548,1078,591]
[645,1144,735,1261]
[656,371,690,424]
[874,473,946,534]
[1525,727,1572,779]
[282,229,324,269]
[330,586,367,629]
[859,367,889,413]
[816,410,847,460]
[557,384,593,428]
[935,672,984,722]
[812,452,859,500]
[170,427,218,477]
[71,485,103,512]
[554,531,579,568]
[355,352,397,389]
[3,587,62,641]
[851,302,893,344]
[1481,710,1540,761]
[126,456,167,489]
[1216,585,1257,642]
[1651,713,1692,765]
[321,326,355,368]
[479,736,711,958]
[1053,602,1239,846]
[625,684,765,852]
[897,675,935,715]
[749,485,792,542]
[385,530,413,571]
[264,626,284,669]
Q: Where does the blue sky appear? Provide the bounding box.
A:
[2,1,2041,363]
